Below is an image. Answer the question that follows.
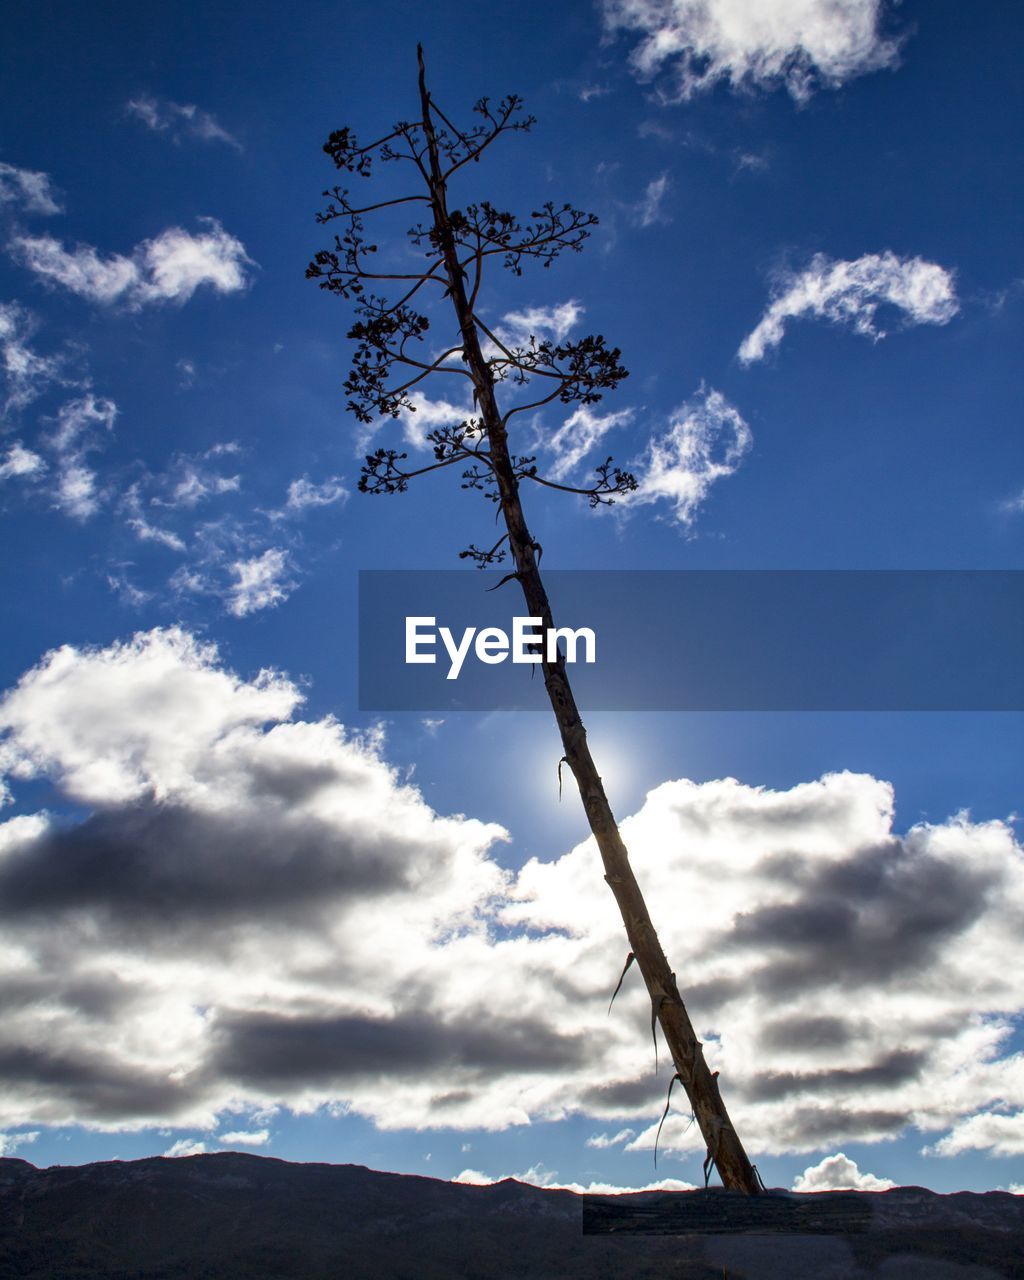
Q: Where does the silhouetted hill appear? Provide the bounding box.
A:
[1,1152,1022,1278]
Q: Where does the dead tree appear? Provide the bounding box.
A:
[307,47,761,1195]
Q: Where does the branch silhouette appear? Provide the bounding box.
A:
[307,45,761,1194]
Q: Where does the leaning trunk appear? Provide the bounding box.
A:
[417,49,761,1195]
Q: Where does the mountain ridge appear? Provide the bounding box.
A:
[1,1151,1021,1278]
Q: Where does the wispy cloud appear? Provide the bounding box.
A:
[164,461,241,509]
[273,475,347,518]
[226,548,295,617]
[126,95,241,150]
[546,405,634,481]
[390,391,476,450]
[10,219,254,309]
[1000,488,1024,515]
[739,252,959,363]
[121,484,187,552]
[585,1128,636,1149]
[0,162,62,216]
[0,301,68,415]
[497,300,584,347]
[627,386,751,527]
[0,441,46,483]
[602,0,901,102]
[106,569,154,609]
[632,173,671,227]
[46,394,118,520]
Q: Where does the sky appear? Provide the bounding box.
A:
[0,0,1022,1198]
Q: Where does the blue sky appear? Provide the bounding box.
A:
[0,0,1022,1196]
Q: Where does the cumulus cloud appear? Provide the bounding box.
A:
[792,1151,896,1192]
[125,95,241,149]
[602,0,901,102]
[0,162,62,216]
[226,548,295,617]
[738,252,959,363]
[1,630,1023,1163]
[626,386,751,526]
[10,219,253,309]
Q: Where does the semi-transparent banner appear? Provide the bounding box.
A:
[358,570,1023,712]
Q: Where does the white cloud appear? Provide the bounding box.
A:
[0,441,46,482]
[392,391,476,450]
[602,0,901,102]
[792,1151,895,1192]
[739,252,959,363]
[126,95,241,149]
[164,1138,208,1157]
[1000,489,1024,515]
[0,1130,39,1156]
[122,485,187,553]
[107,571,154,609]
[0,162,62,215]
[585,1128,636,1149]
[140,224,252,305]
[46,394,118,520]
[56,463,101,519]
[11,219,253,309]
[282,475,347,514]
[497,301,584,347]
[0,301,66,414]
[925,1111,1024,1158]
[627,386,751,526]
[546,405,634,481]
[633,173,671,227]
[218,1128,270,1147]
[0,629,300,805]
[1,631,1024,1160]
[227,548,295,617]
[12,239,137,303]
[166,464,241,509]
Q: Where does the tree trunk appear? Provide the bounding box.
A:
[417,47,761,1195]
